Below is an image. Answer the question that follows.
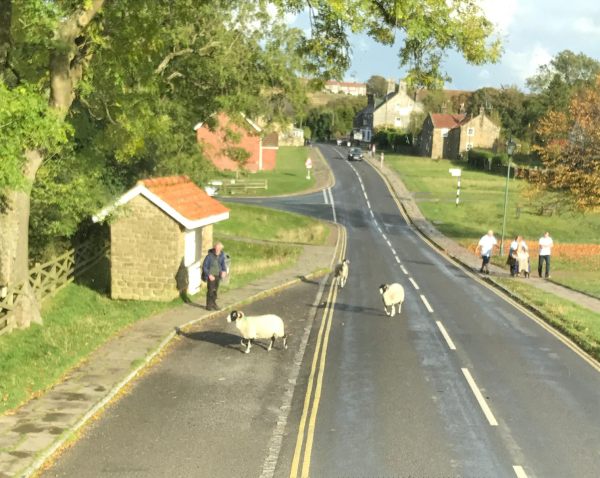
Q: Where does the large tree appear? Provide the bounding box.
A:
[533,76,600,210]
[526,50,600,119]
[1,0,500,327]
[367,75,388,98]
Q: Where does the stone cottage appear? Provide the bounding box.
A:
[353,79,424,143]
[419,113,466,159]
[446,109,501,159]
[419,109,500,159]
[93,176,229,301]
[194,113,278,172]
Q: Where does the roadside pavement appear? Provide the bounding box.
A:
[364,154,600,315]
[0,231,341,478]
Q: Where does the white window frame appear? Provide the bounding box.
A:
[467,127,475,136]
[466,143,473,151]
[441,128,449,138]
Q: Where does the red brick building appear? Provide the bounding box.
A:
[194,113,278,172]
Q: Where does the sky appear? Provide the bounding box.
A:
[287,0,600,91]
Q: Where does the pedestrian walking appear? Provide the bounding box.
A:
[476,230,498,274]
[538,231,553,278]
[507,235,519,276]
[517,237,530,278]
[202,241,228,310]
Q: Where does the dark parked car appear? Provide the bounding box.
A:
[347,147,364,161]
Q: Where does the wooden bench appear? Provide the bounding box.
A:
[209,179,268,195]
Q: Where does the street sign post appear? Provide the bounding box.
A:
[449,168,462,206]
[305,157,313,179]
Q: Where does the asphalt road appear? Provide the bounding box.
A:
[42,143,600,478]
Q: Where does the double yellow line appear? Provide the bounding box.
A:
[289,227,347,478]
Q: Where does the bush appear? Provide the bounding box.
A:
[373,127,413,151]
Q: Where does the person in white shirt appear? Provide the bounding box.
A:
[476,230,498,274]
[508,235,519,276]
[538,232,554,278]
[517,237,530,277]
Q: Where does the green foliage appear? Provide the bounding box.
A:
[373,127,413,150]
[0,84,69,193]
[304,95,367,139]
[367,75,387,98]
[274,0,501,87]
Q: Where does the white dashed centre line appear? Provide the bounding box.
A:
[436,321,457,350]
[512,466,528,478]
[394,256,401,264]
[409,277,420,290]
[327,188,337,223]
[461,368,499,426]
[420,294,434,313]
[322,189,328,204]
[400,265,409,275]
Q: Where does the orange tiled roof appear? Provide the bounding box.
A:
[430,113,467,130]
[140,175,229,221]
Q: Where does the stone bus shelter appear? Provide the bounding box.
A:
[94,175,229,301]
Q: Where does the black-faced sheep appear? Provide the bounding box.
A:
[379,283,405,317]
[334,259,350,288]
[227,310,288,354]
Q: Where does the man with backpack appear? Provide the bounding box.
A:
[202,241,227,311]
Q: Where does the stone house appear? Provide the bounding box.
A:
[353,79,423,143]
[446,110,501,158]
[94,176,229,301]
[419,113,466,159]
[419,109,500,159]
[194,113,278,172]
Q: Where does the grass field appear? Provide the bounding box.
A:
[386,155,600,296]
[0,203,320,415]
[213,146,316,196]
[215,202,329,245]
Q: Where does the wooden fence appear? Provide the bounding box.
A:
[0,241,109,336]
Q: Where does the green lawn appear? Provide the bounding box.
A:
[213,146,316,196]
[216,202,329,245]
[495,278,600,362]
[386,154,600,296]
[0,203,317,415]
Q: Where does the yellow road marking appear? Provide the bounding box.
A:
[301,284,338,477]
[289,227,346,478]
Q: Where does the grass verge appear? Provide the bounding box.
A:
[386,154,600,297]
[0,203,316,415]
[212,146,316,196]
[216,202,329,245]
[494,278,600,362]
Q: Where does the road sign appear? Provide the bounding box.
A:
[449,168,462,177]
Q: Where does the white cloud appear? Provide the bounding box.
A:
[266,3,297,25]
[478,0,518,34]
[505,44,553,83]
[478,69,491,79]
[573,17,600,35]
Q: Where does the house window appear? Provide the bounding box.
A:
[467,127,475,136]
[441,128,449,138]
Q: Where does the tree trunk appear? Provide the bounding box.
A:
[0,0,106,329]
[0,150,43,327]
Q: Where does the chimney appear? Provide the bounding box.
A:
[367,93,375,108]
[386,78,396,95]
